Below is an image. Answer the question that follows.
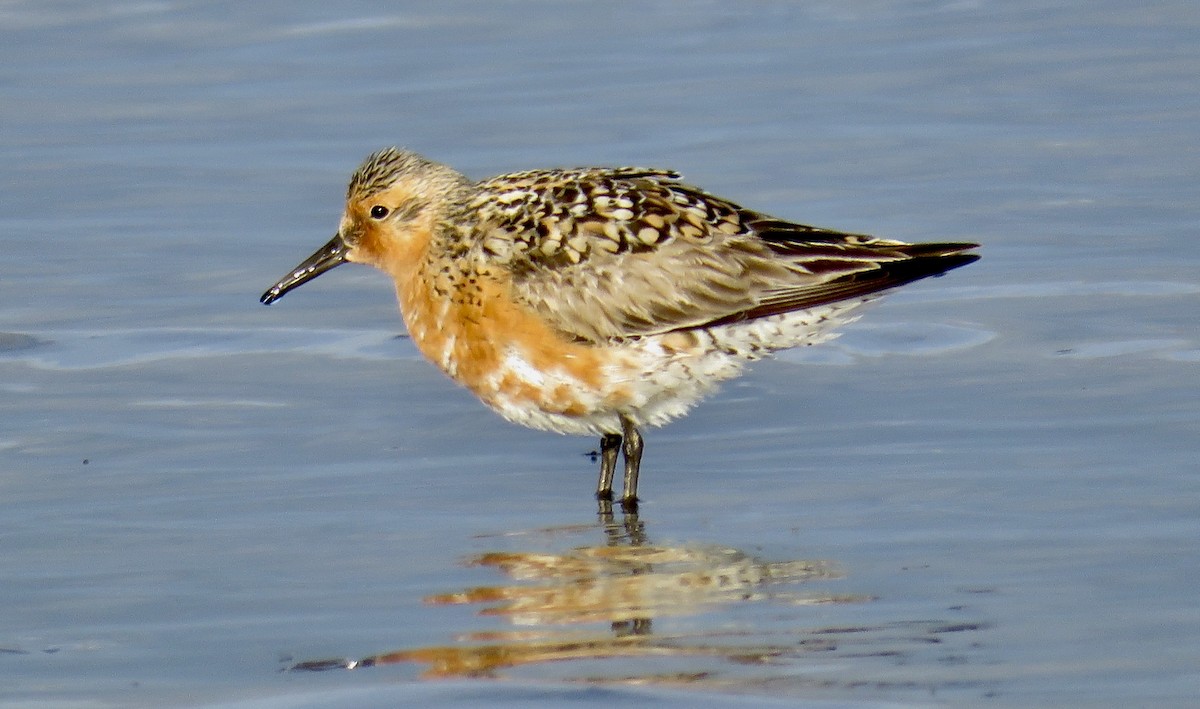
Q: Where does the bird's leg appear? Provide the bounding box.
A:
[619,416,643,510]
[596,432,622,501]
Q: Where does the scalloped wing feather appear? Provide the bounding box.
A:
[464,168,977,343]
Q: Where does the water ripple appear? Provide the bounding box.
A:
[0,328,414,370]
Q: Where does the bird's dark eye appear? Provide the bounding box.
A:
[369,205,390,219]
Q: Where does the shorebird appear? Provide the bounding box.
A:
[261,148,977,508]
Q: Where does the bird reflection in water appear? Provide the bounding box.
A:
[290,502,870,679]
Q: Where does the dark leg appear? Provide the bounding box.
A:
[596,432,622,500]
[619,416,643,510]
[612,617,653,636]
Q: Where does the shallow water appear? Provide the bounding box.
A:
[2,1,1198,707]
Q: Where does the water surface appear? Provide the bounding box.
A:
[2,2,1198,707]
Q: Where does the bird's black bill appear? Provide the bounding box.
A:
[260,234,348,305]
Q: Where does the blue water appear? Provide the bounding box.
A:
[2,2,1198,707]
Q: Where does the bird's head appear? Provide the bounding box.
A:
[260,147,468,305]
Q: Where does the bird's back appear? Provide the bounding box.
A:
[446,166,977,346]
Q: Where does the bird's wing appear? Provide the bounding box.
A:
[465,168,977,343]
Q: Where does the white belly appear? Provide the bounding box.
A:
[481,299,870,437]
